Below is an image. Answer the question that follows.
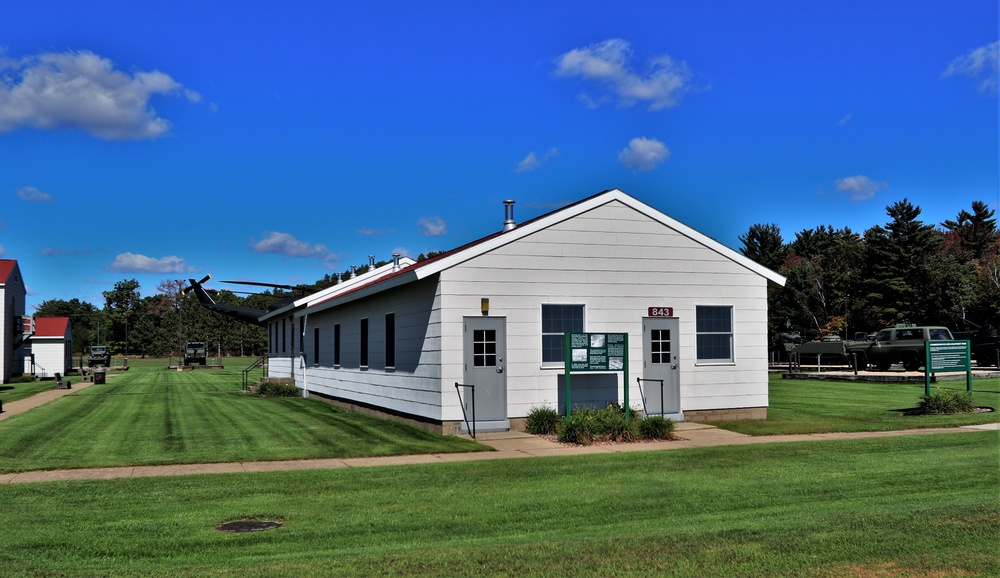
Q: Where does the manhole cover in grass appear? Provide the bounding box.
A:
[216,519,283,533]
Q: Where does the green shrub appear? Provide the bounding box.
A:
[913,390,977,415]
[594,405,638,443]
[524,405,562,435]
[558,407,598,445]
[10,375,36,384]
[638,415,677,440]
[256,379,300,398]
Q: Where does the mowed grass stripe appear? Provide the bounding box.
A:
[0,363,485,473]
[0,432,995,577]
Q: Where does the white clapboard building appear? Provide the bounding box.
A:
[23,317,73,379]
[264,189,786,434]
[1,259,27,384]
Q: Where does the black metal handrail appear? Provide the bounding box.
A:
[454,382,476,439]
[242,355,268,391]
[636,378,664,416]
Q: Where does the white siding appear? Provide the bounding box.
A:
[437,200,770,420]
[26,337,72,378]
[294,277,446,421]
[1,267,26,384]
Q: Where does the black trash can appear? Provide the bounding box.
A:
[94,368,106,384]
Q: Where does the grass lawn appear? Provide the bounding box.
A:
[0,379,59,404]
[0,359,486,473]
[0,431,995,577]
[711,374,1000,435]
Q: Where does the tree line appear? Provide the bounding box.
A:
[739,198,999,343]
[34,279,271,358]
[32,252,451,358]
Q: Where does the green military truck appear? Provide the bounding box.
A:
[845,325,954,372]
[184,341,207,366]
[87,345,111,367]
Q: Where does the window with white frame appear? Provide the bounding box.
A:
[541,304,584,365]
[696,305,733,363]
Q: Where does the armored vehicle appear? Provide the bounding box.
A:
[184,341,207,366]
[845,325,953,372]
[87,345,110,367]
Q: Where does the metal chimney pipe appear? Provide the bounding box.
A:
[350,265,357,278]
[392,254,400,270]
[369,255,375,266]
[503,199,516,231]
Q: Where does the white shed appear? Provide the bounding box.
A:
[265,189,786,434]
[24,317,73,378]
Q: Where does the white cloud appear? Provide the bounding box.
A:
[942,40,999,96]
[0,49,201,140]
[834,175,889,201]
[356,227,394,236]
[251,231,333,260]
[554,39,694,110]
[618,137,670,171]
[515,148,559,173]
[837,114,853,126]
[16,186,52,202]
[418,216,447,237]
[391,247,411,258]
[108,253,192,273]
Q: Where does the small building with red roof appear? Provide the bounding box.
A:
[24,317,73,378]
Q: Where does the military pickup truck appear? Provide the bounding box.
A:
[87,345,110,367]
[845,325,954,372]
[184,341,207,366]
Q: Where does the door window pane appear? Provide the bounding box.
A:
[473,329,497,367]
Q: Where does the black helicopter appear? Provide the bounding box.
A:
[181,275,315,326]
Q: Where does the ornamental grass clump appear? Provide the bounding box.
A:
[255,379,300,398]
[913,390,977,415]
[595,404,638,443]
[524,405,562,435]
[638,415,677,440]
[558,407,598,445]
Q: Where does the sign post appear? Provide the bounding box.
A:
[564,332,629,417]
[924,340,972,396]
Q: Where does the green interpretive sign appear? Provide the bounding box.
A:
[569,332,626,371]
[924,340,972,395]
[564,332,629,417]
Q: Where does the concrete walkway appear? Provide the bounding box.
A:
[1,382,996,485]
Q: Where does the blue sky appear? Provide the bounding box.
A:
[1,0,997,310]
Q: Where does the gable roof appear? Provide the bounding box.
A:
[285,189,785,318]
[33,317,71,337]
[0,259,17,284]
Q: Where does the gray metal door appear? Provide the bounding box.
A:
[642,317,680,417]
[463,316,508,431]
